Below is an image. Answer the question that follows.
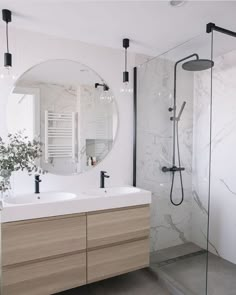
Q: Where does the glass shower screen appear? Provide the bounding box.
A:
[135,34,212,295]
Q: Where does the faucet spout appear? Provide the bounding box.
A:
[35,175,42,194]
[100,171,110,188]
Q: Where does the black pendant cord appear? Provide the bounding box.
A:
[2,9,12,68]
[125,47,127,73]
[6,22,9,53]
[122,38,130,83]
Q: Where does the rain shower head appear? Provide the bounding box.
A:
[182,59,214,71]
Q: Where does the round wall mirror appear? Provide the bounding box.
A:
[7,60,118,175]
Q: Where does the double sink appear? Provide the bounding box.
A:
[4,187,141,205]
[2,186,151,223]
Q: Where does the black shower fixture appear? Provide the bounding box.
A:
[2,9,12,68]
[122,38,130,83]
[95,83,109,91]
[162,53,214,207]
[206,22,236,38]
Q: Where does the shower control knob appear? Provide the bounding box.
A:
[168,107,173,112]
[162,166,169,172]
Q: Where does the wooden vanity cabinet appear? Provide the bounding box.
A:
[2,205,150,295]
[2,214,87,295]
[87,205,150,283]
[2,252,86,295]
[2,214,86,266]
[87,205,150,249]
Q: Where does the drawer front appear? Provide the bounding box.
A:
[3,252,86,295]
[87,239,150,283]
[87,205,150,249]
[2,214,86,266]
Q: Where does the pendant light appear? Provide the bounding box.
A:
[120,38,133,93]
[95,83,113,103]
[0,9,16,80]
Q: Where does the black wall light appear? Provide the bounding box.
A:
[121,38,133,93]
[95,82,109,91]
[2,9,12,68]
[95,82,113,103]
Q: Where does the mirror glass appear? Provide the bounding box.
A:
[7,60,118,175]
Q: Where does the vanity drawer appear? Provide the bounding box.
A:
[87,205,150,249]
[87,238,150,283]
[3,252,86,295]
[2,214,86,266]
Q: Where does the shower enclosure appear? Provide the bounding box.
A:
[135,24,236,295]
[135,33,212,295]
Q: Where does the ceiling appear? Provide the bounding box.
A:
[0,0,236,56]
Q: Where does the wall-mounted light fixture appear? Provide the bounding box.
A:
[1,9,16,80]
[95,83,109,92]
[95,83,113,103]
[120,38,133,93]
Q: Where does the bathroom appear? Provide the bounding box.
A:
[0,1,236,295]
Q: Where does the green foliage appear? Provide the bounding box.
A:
[0,131,43,191]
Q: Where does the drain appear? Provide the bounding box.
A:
[156,250,207,267]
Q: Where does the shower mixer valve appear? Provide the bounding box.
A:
[162,166,185,173]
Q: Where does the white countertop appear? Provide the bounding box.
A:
[1,186,151,223]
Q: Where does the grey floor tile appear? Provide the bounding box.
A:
[151,243,202,264]
[151,245,236,295]
[56,269,170,295]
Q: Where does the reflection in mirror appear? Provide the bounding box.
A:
[7,60,118,175]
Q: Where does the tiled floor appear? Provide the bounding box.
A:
[56,268,170,295]
[151,243,236,295]
[57,243,236,295]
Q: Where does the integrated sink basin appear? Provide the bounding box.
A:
[2,186,151,223]
[4,192,77,205]
[84,186,141,197]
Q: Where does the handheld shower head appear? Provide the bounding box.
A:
[176,101,186,121]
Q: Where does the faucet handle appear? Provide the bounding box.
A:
[35,174,42,182]
[100,171,109,178]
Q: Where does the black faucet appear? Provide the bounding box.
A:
[35,175,41,194]
[100,171,110,188]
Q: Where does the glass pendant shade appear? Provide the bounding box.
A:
[100,89,113,103]
[120,81,133,93]
[95,82,113,103]
[0,66,16,80]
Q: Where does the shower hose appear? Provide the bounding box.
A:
[170,120,184,206]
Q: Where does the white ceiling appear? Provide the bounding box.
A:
[0,0,236,56]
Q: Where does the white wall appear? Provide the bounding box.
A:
[0,27,147,195]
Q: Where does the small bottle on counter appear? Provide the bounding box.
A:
[92,156,97,166]
[87,156,92,166]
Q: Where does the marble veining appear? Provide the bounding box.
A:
[137,46,236,268]
[192,48,236,265]
[220,178,236,196]
[192,190,208,215]
[137,55,194,252]
[164,214,188,243]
